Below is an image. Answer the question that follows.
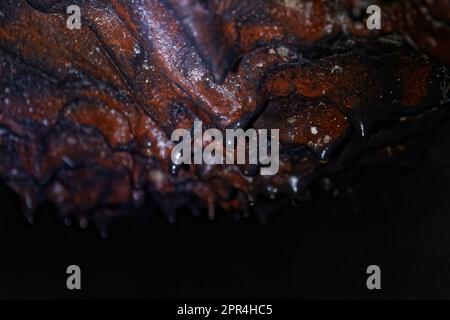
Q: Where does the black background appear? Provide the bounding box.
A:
[1,125,450,300]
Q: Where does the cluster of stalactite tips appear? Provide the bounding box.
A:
[0,0,449,232]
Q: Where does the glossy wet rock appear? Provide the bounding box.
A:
[0,0,449,227]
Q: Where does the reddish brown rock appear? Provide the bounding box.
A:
[0,0,449,228]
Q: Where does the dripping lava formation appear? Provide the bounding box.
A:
[0,0,449,227]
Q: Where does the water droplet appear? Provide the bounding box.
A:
[64,217,72,226]
[169,163,181,177]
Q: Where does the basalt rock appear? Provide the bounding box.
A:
[0,0,449,228]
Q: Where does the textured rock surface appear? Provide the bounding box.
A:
[0,0,449,227]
